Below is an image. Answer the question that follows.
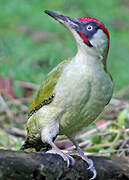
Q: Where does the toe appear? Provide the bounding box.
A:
[87,159,94,170]
[46,149,75,167]
[86,159,97,180]
[89,167,97,180]
[78,155,97,180]
[66,154,75,166]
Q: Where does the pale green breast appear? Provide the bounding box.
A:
[26,54,113,139]
[56,60,113,137]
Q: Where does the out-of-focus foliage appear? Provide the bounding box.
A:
[0,0,129,94]
[117,109,129,126]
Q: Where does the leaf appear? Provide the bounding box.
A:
[16,80,39,98]
[0,76,17,99]
[13,138,23,151]
[92,136,102,145]
[117,109,129,126]
[96,119,106,130]
[55,140,73,150]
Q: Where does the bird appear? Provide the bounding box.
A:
[21,10,113,180]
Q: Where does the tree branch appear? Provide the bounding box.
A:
[0,149,129,180]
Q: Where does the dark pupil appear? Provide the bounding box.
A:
[87,25,92,30]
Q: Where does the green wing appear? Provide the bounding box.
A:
[28,58,71,117]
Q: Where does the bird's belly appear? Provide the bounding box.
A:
[55,70,113,137]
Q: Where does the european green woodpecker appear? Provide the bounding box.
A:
[21,10,113,180]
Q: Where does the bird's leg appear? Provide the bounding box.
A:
[70,138,97,180]
[46,139,75,167]
[40,119,75,167]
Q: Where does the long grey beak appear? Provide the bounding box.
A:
[44,10,78,28]
[44,10,70,23]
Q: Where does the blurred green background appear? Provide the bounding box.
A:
[0,0,129,94]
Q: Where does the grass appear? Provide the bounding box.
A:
[0,0,129,94]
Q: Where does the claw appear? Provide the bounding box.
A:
[87,159,94,170]
[75,154,96,179]
[86,159,97,180]
[46,149,75,167]
[89,167,97,180]
[66,153,75,166]
[69,138,97,179]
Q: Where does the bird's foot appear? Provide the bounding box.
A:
[69,151,96,180]
[79,154,96,180]
[46,149,75,167]
[86,158,96,180]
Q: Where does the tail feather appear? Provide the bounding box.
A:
[20,137,51,152]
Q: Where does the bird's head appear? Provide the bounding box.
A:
[44,10,110,68]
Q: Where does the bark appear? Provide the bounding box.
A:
[0,149,129,180]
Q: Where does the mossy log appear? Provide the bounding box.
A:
[0,149,129,180]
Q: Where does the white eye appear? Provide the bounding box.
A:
[87,25,93,31]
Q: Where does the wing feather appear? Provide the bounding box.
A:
[28,58,71,118]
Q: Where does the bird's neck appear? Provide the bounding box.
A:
[75,44,107,71]
[75,45,99,65]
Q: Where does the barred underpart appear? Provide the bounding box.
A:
[28,94,55,119]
